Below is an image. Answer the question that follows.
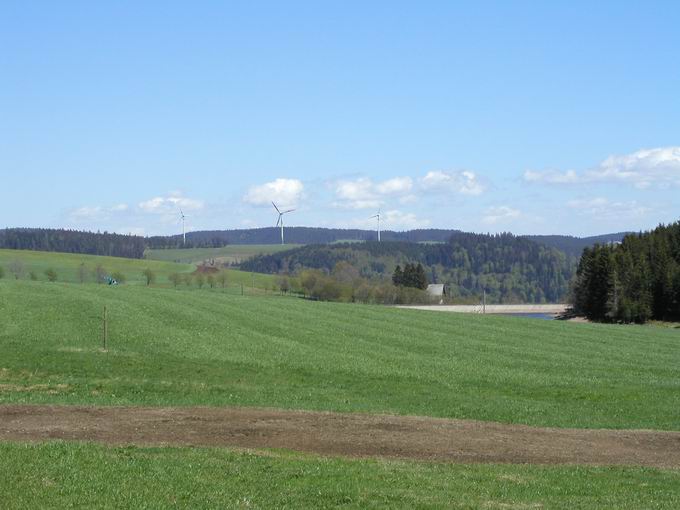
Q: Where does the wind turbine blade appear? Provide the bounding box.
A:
[276,215,282,227]
[271,201,281,214]
[369,215,378,219]
[282,209,295,214]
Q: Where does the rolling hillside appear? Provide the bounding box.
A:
[0,248,277,290]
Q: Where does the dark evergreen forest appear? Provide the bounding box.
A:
[0,228,147,258]
[571,222,680,322]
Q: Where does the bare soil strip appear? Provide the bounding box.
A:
[1,405,679,467]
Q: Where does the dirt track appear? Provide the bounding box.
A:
[1,405,679,467]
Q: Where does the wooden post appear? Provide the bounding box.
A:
[483,289,486,314]
[241,283,244,296]
[103,305,108,350]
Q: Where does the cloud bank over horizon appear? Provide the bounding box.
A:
[52,146,676,237]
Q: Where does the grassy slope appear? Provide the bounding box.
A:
[0,248,277,290]
[145,244,301,264]
[1,280,679,430]
[2,442,679,510]
[0,249,193,284]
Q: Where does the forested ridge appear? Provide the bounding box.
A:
[159,227,463,245]
[572,222,680,322]
[0,228,227,257]
[241,234,574,303]
[0,228,147,258]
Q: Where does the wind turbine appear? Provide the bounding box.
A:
[369,209,381,242]
[272,202,295,245]
[179,209,188,245]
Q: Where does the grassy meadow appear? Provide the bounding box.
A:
[0,248,278,291]
[145,244,300,265]
[1,278,679,430]
[2,442,679,510]
[0,248,193,285]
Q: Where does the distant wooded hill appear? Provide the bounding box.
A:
[147,227,463,247]
[0,228,147,259]
[241,234,574,303]
[155,227,628,253]
[1,226,628,265]
[524,233,630,258]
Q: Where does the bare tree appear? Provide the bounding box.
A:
[168,273,181,288]
[207,274,216,289]
[195,273,205,289]
[9,260,25,280]
[278,276,290,295]
[142,268,156,286]
[45,268,58,282]
[77,263,88,283]
[94,264,107,284]
[216,271,227,288]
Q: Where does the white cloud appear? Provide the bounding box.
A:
[333,176,414,209]
[244,178,304,208]
[138,192,203,214]
[69,203,130,221]
[334,178,381,209]
[567,197,651,219]
[333,170,485,209]
[525,147,680,189]
[419,170,485,195]
[482,206,521,225]
[523,169,580,184]
[375,176,413,195]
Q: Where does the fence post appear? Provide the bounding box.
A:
[103,305,108,350]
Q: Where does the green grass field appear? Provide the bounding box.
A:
[2,251,680,508]
[145,244,301,265]
[2,442,679,509]
[1,279,678,430]
[0,248,193,284]
[0,248,278,291]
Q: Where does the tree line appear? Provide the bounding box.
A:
[571,222,680,323]
[0,228,229,258]
[0,228,148,258]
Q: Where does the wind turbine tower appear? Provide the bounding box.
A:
[272,202,295,245]
[369,209,381,242]
[179,209,187,245]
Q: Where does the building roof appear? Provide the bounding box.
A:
[426,284,445,296]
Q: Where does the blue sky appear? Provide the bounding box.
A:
[1,1,679,237]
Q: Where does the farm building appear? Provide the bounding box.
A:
[426,283,448,303]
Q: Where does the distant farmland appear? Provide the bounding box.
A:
[0,248,277,291]
[145,244,301,265]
